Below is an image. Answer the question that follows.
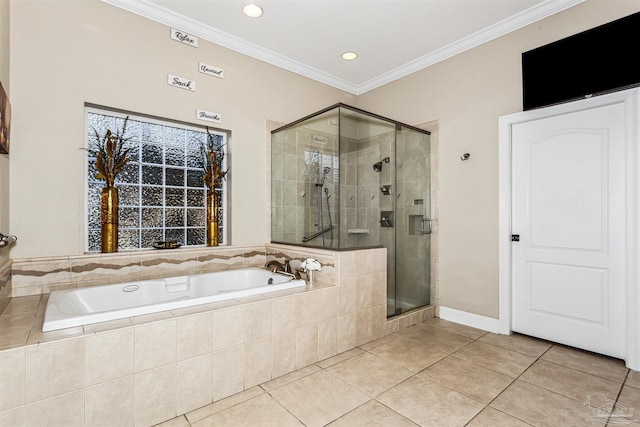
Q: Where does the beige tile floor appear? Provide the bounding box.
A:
[158,318,640,427]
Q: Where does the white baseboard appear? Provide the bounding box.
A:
[438,306,504,334]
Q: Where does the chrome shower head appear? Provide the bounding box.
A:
[373,157,389,172]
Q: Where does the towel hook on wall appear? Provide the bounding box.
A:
[460,153,470,161]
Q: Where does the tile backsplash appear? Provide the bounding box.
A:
[10,245,266,297]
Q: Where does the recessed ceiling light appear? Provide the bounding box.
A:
[242,4,263,18]
[341,51,358,61]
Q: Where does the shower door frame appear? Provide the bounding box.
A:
[388,124,433,318]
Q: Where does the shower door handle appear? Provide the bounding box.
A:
[421,218,432,234]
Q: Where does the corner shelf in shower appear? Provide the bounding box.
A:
[347,229,370,234]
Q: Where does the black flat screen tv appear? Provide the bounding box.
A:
[522,11,640,111]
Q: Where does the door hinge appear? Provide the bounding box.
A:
[511,234,520,242]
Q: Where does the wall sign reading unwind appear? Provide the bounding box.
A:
[199,62,224,79]
[168,74,196,92]
[197,109,222,124]
[170,28,199,48]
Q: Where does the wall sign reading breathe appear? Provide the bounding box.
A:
[168,74,196,91]
[197,109,222,124]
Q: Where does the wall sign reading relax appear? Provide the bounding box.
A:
[197,109,222,124]
[170,28,198,48]
[168,74,196,91]
[199,62,224,79]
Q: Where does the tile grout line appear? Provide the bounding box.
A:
[469,342,555,426]
[607,369,631,426]
[265,387,310,427]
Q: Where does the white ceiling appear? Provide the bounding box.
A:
[102,0,584,95]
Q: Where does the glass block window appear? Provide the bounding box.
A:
[86,108,228,251]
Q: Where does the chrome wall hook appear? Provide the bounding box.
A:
[460,153,470,161]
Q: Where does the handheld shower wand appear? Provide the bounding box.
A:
[318,166,331,186]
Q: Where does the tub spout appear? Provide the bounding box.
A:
[265,260,285,272]
[265,259,304,280]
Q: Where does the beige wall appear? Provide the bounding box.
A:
[357,0,640,318]
[8,0,353,259]
[6,0,640,318]
[0,0,9,266]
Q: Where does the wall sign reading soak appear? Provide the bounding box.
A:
[197,109,222,124]
[171,28,199,47]
[168,74,196,91]
[198,62,224,79]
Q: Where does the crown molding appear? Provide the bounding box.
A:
[101,0,585,95]
[353,0,585,94]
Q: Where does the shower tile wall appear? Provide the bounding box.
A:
[351,133,394,249]
[339,137,357,247]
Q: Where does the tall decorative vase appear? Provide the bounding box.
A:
[100,186,119,253]
[206,190,219,246]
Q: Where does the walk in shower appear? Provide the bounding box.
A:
[271,104,431,317]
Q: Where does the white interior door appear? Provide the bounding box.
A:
[511,102,626,358]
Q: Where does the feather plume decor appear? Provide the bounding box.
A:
[200,127,228,191]
[89,116,133,187]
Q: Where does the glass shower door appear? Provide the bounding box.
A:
[389,126,431,316]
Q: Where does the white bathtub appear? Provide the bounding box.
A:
[43,268,306,332]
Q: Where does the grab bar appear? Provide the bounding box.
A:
[302,225,334,243]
